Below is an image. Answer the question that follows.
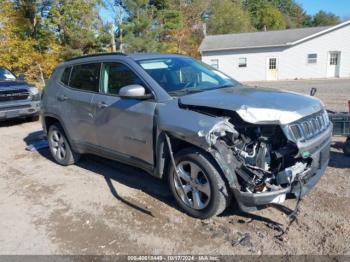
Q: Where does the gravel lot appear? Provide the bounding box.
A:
[246,78,350,112]
[0,81,349,255]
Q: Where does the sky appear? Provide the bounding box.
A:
[298,0,350,19]
[100,0,350,23]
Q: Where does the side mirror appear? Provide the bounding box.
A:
[18,74,26,81]
[119,85,152,99]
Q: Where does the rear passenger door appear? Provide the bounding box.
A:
[92,61,156,166]
[58,63,101,147]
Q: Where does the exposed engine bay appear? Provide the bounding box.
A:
[224,124,309,194]
[188,106,312,197]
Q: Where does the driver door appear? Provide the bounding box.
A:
[91,62,156,165]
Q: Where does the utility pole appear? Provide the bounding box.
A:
[118,15,124,53]
[111,23,117,52]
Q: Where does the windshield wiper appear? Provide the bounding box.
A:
[169,84,238,96]
[216,84,236,89]
[168,88,203,96]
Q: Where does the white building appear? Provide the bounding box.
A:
[199,20,350,82]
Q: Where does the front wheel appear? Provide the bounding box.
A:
[168,148,229,219]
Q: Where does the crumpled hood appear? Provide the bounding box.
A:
[179,86,324,125]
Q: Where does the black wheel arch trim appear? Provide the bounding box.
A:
[42,112,77,152]
[154,131,240,191]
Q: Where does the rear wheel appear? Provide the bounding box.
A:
[48,123,80,165]
[168,148,229,219]
[343,138,350,156]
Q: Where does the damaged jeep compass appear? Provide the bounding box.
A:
[41,53,332,219]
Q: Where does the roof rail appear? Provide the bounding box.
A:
[65,52,127,62]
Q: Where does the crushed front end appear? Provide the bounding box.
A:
[208,109,332,212]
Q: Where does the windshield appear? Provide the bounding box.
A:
[138,57,240,95]
[0,68,16,81]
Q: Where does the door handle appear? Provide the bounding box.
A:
[97,101,108,109]
[57,95,68,101]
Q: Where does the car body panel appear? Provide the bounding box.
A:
[57,85,97,145]
[179,86,324,125]
[92,93,156,165]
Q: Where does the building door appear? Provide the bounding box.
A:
[327,51,341,78]
[267,57,278,80]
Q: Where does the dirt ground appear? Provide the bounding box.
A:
[1,80,350,255]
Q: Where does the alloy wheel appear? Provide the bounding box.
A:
[50,129,67,161]
[173,161,211,210]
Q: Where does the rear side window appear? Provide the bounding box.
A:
[69,63,101,92]
[101,62,145,95]
[60,67,71,85]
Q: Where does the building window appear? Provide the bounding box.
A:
[238,58,247,68]
[330,53,339,65]
[307,54,317,64]
[210,59,219,69]
[269,58,277,69]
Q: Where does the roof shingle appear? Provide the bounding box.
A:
[199,26,331,52]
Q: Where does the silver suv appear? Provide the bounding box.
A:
[41,53,332,219]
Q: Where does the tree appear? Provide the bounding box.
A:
[158,9,184,53]
[255,2,286,30]
[122,0,160,52]
[48,0,111,59]
[153,0,210,57]
[312,11,340,26]
[244,0,286,30]
[0,0,59,84]
[103,0,128,52]
[207,0,252,35]
[243,0,312,29]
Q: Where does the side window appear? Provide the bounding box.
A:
[238,57,247,68]
[60,67,71,85]
[69,63,101,92]
[307,54,317,64]
[101,62,145,95]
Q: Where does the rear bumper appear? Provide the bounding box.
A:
[0,101,40,120]
[233,132,332,212]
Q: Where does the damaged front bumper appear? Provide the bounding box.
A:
[232,125,332,212]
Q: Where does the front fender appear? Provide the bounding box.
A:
[155,100,240,188]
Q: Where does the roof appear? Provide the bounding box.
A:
[199,20,350,52]
[58,53,187,67]
[65,52,126,62]
[128,53,187,61]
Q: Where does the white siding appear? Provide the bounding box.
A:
[201,24,350,81]
[281,24,350,79]
[202,47,285,81]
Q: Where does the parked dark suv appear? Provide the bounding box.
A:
[41,53,332,219]
[0,67,40,121]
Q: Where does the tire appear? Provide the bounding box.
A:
[168,147,229,219]
[48,123,80,166]
[29,115,40,122]
[343,138,350,156]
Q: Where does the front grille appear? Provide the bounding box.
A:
[289,110,330,141]
[0,89,30,102]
